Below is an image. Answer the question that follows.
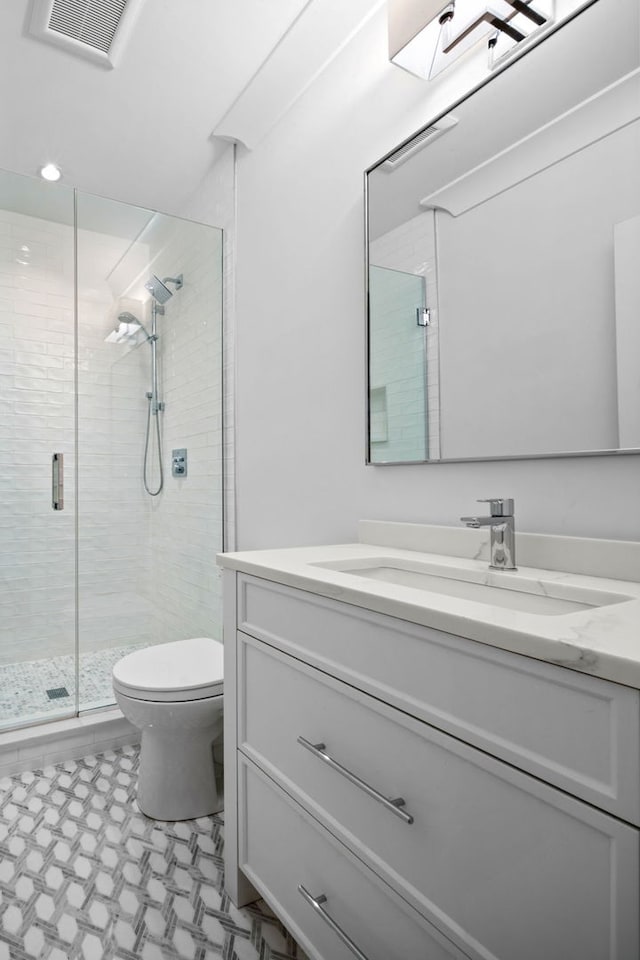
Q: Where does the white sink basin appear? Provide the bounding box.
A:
[311,557,634,616]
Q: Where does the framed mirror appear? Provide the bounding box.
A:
[366,0,640,463]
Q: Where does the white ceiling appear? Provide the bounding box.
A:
[0,0,381,217]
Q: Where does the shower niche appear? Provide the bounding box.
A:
[0,170,223,731]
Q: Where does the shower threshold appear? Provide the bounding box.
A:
[0,704,138,780]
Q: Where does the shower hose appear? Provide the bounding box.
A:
[143,396,164,496]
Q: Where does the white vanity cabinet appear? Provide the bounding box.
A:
[223,571,640,960]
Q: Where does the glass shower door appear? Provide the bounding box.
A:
[76,191,157,710]
[0,170,77,729]
[75,193,224,711]
[0,170,225,732]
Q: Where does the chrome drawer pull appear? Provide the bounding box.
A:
[297,736,413,825]
[298,884,370,960]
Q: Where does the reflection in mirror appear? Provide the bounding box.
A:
[369,265,429,461]
[367,0,640,463]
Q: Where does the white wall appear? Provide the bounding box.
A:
[225,0,640,547]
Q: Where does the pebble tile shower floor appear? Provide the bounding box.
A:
[0,645,148,724]
[0,744,307,959]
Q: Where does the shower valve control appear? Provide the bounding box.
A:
[172,449,187,478]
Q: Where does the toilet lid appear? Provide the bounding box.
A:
[113,637,224,702]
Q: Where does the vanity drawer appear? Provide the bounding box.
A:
[239,634,640,960]
[237,574,640,822]
[239,755,468,960]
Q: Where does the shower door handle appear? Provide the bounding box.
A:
[52,453,64,510]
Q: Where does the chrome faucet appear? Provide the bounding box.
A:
[461,498,517,571]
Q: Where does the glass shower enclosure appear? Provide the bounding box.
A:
[0,168,223,732]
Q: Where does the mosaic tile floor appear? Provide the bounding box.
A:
[0,744,307,960]
[0,645,149,726]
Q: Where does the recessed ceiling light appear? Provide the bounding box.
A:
[39,163,62,182]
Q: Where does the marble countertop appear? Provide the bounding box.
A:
[217,522,640,690]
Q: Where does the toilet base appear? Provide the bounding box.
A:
[137,718,224,821]
[114,690,224,821]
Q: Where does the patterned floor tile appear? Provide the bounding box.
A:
[0,745,308,960]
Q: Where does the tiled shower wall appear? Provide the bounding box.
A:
[77,294,152,656]
[147,221,223,645]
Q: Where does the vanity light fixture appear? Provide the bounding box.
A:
[39,163,62,182]
[388,0,554,80]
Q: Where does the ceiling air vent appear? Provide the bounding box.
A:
[382,115,458,171]
[29,0,145,68]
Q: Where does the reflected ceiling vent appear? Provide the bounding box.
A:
[29,0,145,68]
[382,114,458,171]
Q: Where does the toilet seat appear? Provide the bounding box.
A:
[113,637,223,702]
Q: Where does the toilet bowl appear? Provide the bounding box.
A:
[113,637,224,821]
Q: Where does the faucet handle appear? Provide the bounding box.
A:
[477,498,514,517]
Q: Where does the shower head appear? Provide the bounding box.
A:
[144,275,172,305]
[144,273,183,305]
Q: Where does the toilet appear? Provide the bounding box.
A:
[112,637,224,821]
